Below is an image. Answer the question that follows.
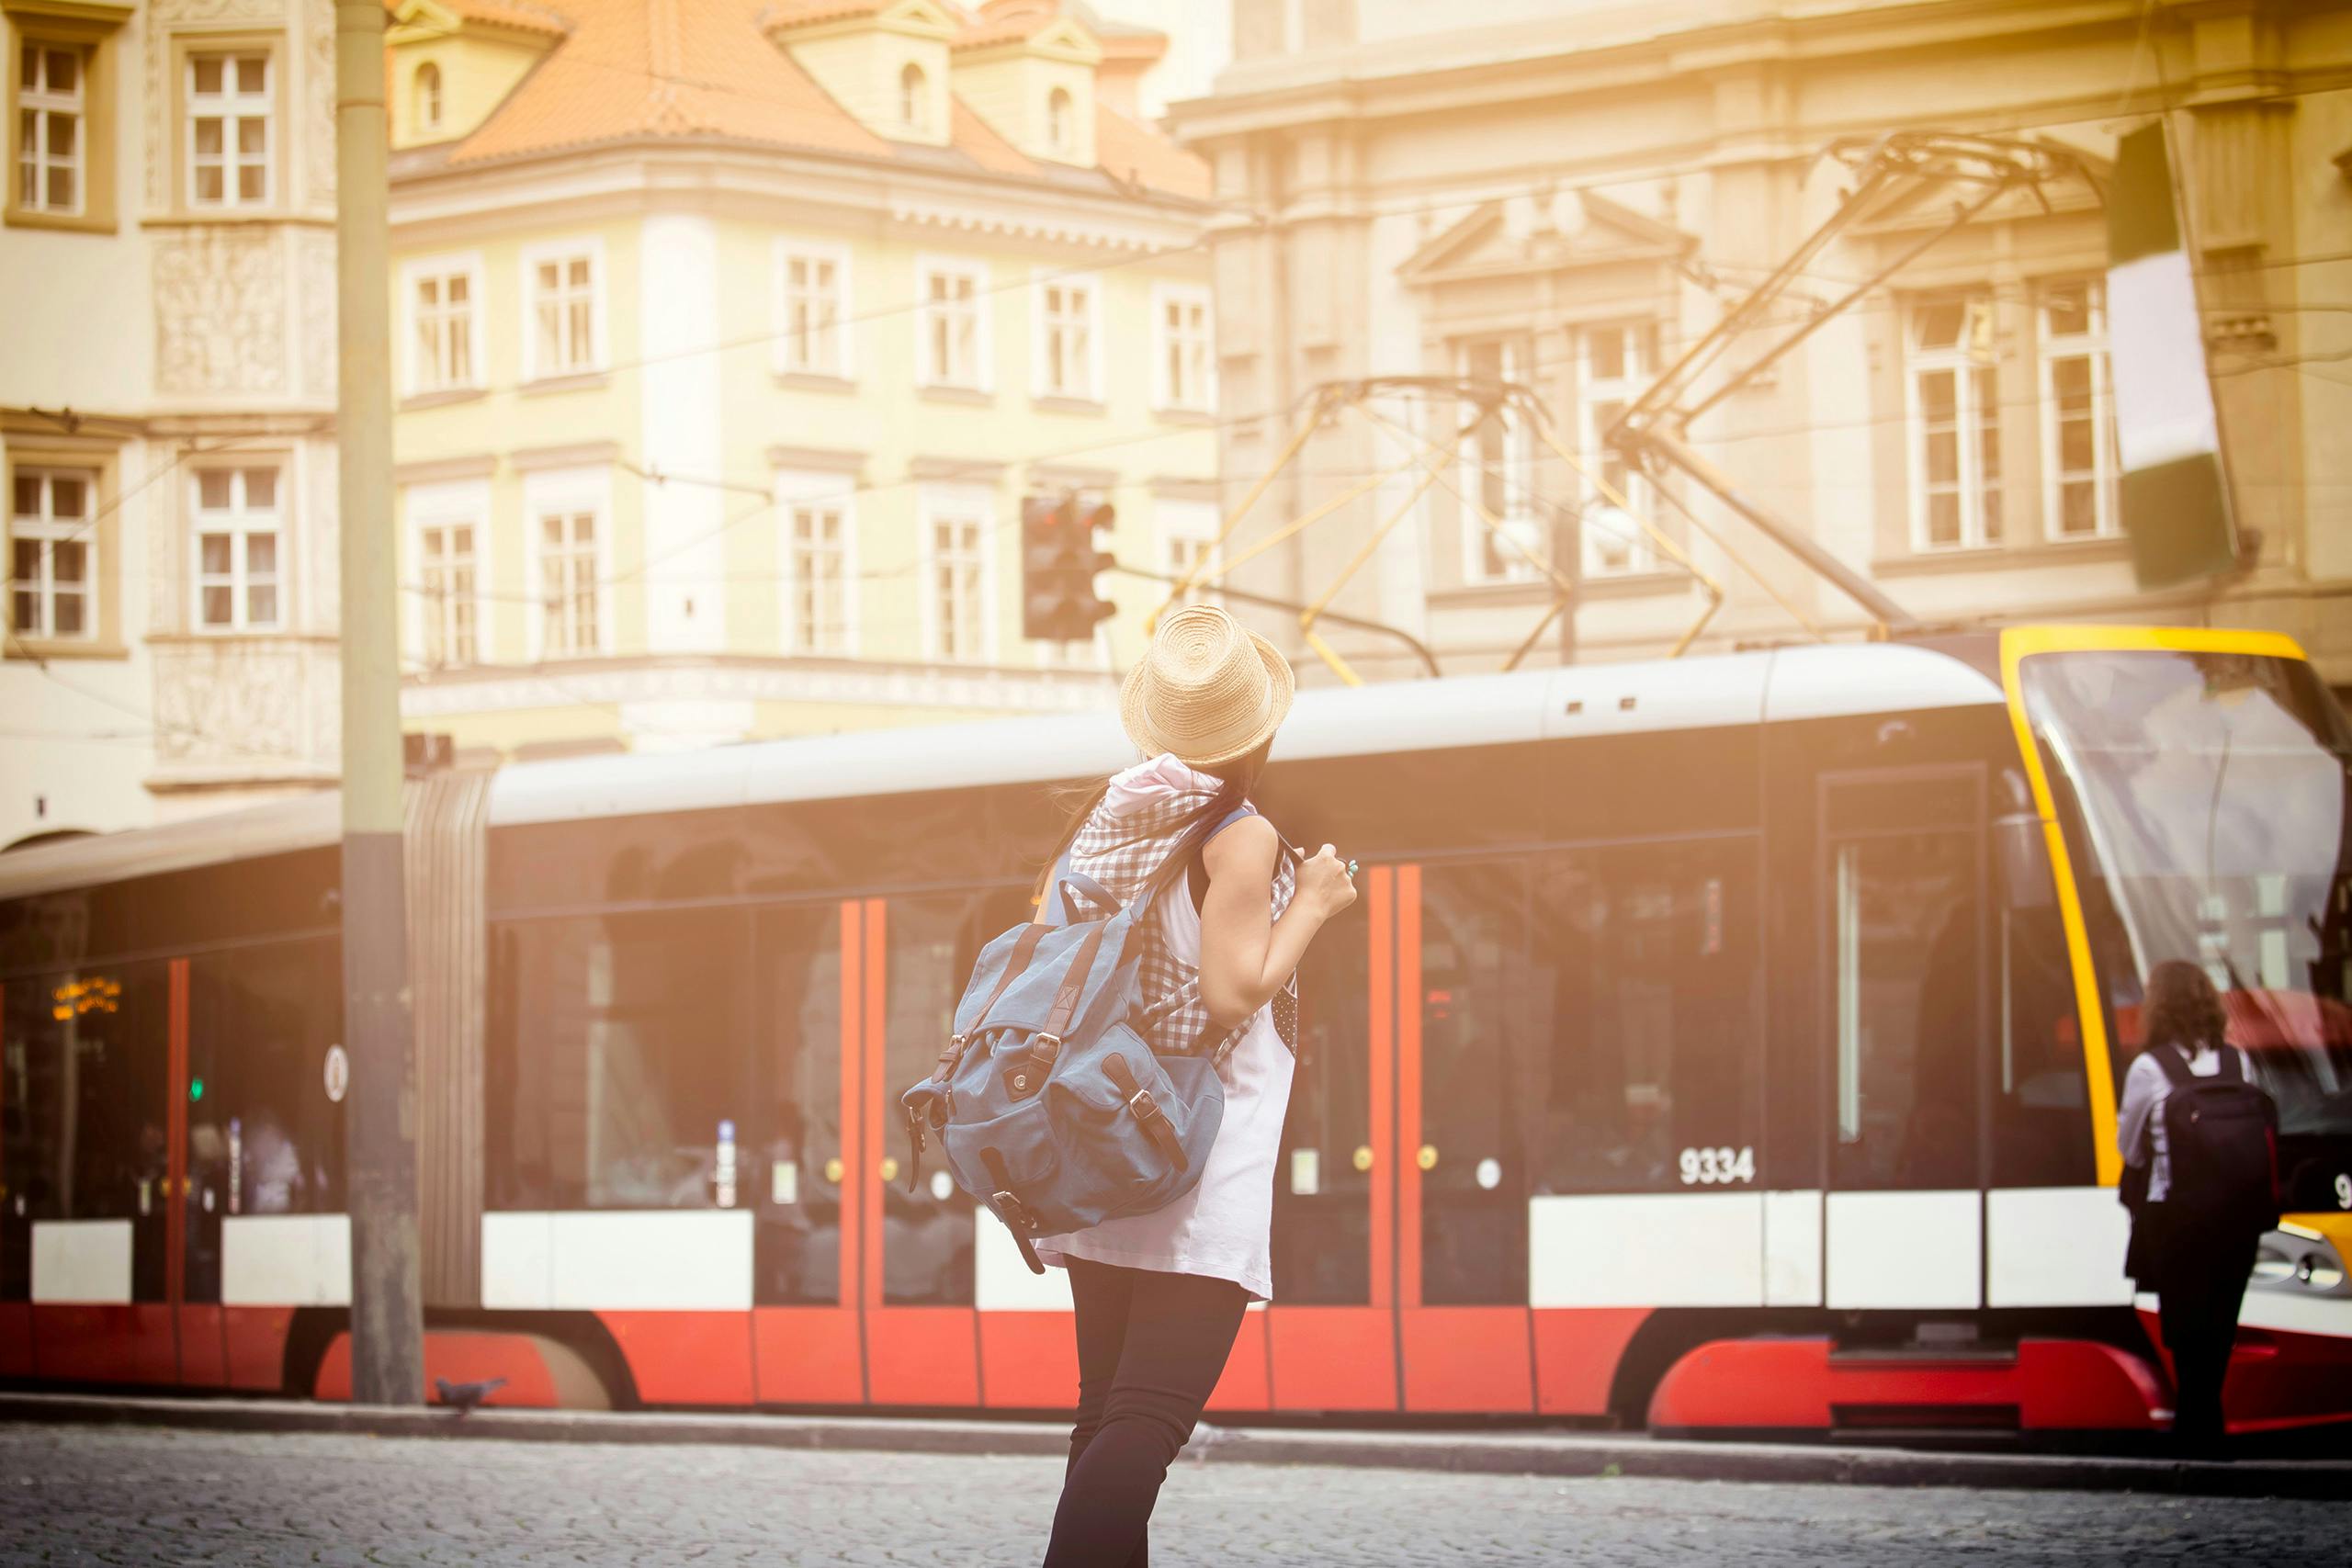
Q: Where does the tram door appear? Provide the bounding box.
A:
[1817,768,1988,1313]
[1263,863,1387,1410]
[859,887,1041,1407]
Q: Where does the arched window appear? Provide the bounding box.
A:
[415,62,443,133]
[899,62,926,132]
[1046,86,1073,152]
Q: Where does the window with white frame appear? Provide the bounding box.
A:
[192,466,282,631]
[1457,336,1543,582]
[17,41,85,214]
[413,62,441,134]
[528,247,600,378]
[780,483,853,656]
[410,262,478,393]
[2038,277,2119,541]
[537,505,600,657]
[923,491,990,662]
[415,517,478,666]
[1906,293,2002,551]
[1154,497,1221,606]
[1577,322,1655,578]
[1037,276,1095,400]
[776,245,847,378]
[9,467,96,639]
[187,51,270,209]
[1046,86,1074,154]
[1155,286,1212,412]
[919,260,985,389]
[899,62,928,134]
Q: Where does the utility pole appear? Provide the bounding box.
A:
[334,0,423,1405]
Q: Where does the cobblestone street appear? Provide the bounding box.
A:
[0,1421,2343,1566]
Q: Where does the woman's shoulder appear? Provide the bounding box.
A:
[1202,809,1278,870]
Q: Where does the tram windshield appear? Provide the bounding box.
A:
[2020,647,2352,1207]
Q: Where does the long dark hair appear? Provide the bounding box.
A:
[1032,739,1272,903]
[2143,958,2227,1055]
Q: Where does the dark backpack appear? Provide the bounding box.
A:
[2153,1043,2279,1241]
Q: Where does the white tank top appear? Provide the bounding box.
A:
[1032,865,1295,1302]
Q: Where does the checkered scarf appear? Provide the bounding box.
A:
[1066,774,1299,1062]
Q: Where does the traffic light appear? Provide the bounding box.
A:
[1021,491,1116,642]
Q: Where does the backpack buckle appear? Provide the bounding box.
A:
[992,1190,1040,1233]
[1126,1086,1161,1122]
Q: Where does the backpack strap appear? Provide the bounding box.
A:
[2151,1041,2199,1090]
[979,1146,1046,1275]
[1102,1052,1189,1174]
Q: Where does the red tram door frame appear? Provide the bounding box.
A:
[1393,864,1536,1413]
[859,897,984,1406]
[1267,864,1400,1412]
[751,900,868,1405]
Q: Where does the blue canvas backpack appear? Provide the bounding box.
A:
[899,806,1248,1274]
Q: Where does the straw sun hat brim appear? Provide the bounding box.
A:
[1118,619,1296,769]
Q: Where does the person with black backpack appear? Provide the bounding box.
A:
[2117,959,2280,1456]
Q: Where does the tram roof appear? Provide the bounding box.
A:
[0,639,2002,899]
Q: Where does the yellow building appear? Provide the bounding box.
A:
[385,0,1221,761]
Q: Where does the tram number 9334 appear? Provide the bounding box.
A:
[1679,1146,1757,1186]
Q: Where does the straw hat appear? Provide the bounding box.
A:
[1120,604,1295,767]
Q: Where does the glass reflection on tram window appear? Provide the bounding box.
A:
[185,938,345,1302]
[0,964,171,1301]
[753,904,845,1305]
[882,889,1029,1306]
[1828,830,1982,1191]
[1525,843,1760,1197]
[1991,823,2094,1188]
[1275,888,1370,1303]
[1418,862,1530,1306]
[495,909,750,1211]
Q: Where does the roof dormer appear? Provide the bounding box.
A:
[386,0,568,152]
[766,0,957,148]
[951,1,1101,168]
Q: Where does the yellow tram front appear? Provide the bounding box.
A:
[2005,626,2352,1431]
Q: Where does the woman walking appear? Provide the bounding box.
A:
[1032,605,1355,1566]
[2118,959,2263,1455]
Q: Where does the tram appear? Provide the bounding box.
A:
[4,624,2347,1437]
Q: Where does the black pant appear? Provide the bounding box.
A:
[2158,1233,2256,1452]
[1044,1258,1247,1568]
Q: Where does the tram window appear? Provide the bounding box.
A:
[1274,883,1372,1303]
[0,964,171,1301]
[1419,862,1532,1305]
[1990,886,2095,1189]
[1524,841,1760,1196]
[752,903,846,1306]
[494,909,751,1210]
[188,939,345,1236]
[2,995,29,1300]
[1828,830,1982,1190]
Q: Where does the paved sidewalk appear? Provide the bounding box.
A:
[5,1419,2349,1566]
[2,1391,2346,1500]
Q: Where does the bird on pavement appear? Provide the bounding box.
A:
[435,1376,508,1416]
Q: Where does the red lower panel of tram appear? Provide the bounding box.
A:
[595,1311,754,1405]
[313,1330,566,1407]
[752,1307,865,1405]
[177,1303,227,1388]
[1647,1337,2167,1433]
[978,1311,1078,1410]
[1531,1308,1650,1416]
[1401,1307,1534,1413]
[0,1302,30,1379]
[865,1306,978,1407]
[2134,1306,2352,1434]
[221,1306,295,1391]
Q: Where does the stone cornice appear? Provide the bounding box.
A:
[399,653,1117,719]
[390,141,1216,258]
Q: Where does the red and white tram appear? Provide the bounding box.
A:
[4,624,2348,1438]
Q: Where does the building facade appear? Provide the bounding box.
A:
[1170,0,2352,684]
[386,0,1223,761]
[3,0,344,850]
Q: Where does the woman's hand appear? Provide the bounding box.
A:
[1295,843,1357,920]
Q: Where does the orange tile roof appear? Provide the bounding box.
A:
[429,0,1208,204]
[450,0,572,37]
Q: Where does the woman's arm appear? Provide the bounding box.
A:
[1195,816,1355,1029]
[2116,1052,2163,1168]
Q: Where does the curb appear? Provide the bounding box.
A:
[3,1393,2346,1501]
